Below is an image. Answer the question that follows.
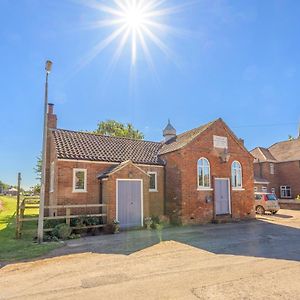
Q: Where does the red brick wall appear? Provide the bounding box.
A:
[139,165,165,217]
[254,160,300,198]
[55,160,114,216]
[102,163,150,224]
[160,151,183,223]
[276,161,300,198]
[47,157,164,220]
[253,162,278,194]
[161,119,255,224]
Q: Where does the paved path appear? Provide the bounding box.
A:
[1,209,300,299]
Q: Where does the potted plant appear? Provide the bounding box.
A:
[144,217,153,230]
[112,220,120,233]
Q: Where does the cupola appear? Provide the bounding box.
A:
[163,119,176,142]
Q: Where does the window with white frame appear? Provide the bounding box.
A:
[50,162,54,192]
[231,161,242,189]
[73,169,87,192]
[198,158,211,189]
[254,187,258,192]
[148,172,157,192]
[270,163,275,175]
[280,186,291,198]
[271,187,276,195]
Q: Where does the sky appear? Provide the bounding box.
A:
[0,0,299,189]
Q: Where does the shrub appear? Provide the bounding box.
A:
[52,223,72,240]
[44,219,65,229]
[70,217,84,228]
[70,216,101,227]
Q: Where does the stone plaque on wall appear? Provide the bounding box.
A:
[213,135,228,149]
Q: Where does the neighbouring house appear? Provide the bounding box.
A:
[251,132,300,199]
[3,187,18,196]
[45,103,255,227]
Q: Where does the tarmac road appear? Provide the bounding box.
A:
[1,209,300,300]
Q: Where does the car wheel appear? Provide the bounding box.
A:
[256,206,265,215]
[272,211,278,215]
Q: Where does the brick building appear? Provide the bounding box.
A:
[251,135,300,199]
[45,104,255,227]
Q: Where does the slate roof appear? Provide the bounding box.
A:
[159,120,215,155]
[52,129,164,165]
[250,147,277,162]
[269,138,300,162]
[251,139,300,163]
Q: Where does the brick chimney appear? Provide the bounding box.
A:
[47,103,57,129]
[239,138,245,145]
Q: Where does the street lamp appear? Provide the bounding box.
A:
[37,60,53,243]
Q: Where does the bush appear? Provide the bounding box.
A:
[70,217,84,228]
[52,223,72,240]
[70,216,100,228]
[44,219,66,229]
[151,215,170,228]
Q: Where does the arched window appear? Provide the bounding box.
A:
[198,158,211,188]
[232,161,242,188]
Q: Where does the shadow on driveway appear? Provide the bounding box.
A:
[46,217,300,262]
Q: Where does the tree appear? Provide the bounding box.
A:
[33,184,41,194]
[0,180,9,193]
[34,154,42,181]
[93,120,144,140]
[288,135,295,141]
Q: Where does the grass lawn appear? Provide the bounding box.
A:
[0,195,59,264]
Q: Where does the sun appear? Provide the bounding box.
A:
[124,5,144,29]
[78,0,186,69]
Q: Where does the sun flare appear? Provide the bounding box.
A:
[78,0,186,69]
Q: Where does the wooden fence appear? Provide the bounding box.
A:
[16,197,107,238]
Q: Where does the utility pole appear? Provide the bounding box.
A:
[37,60,53,243]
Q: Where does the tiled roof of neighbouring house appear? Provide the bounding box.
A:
[251,138,300,163]
[52,129,164,165]
[269,138,300,162]
[250,147,277,162]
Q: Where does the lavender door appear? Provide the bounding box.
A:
[117,180,142,228]
[215,179,230,215]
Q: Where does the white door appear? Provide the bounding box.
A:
[117,180,143,228]
[215,179,231,215]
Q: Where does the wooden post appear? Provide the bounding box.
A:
[66,208,71,226]
[20,199,25,233]
[15,172,21,239]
